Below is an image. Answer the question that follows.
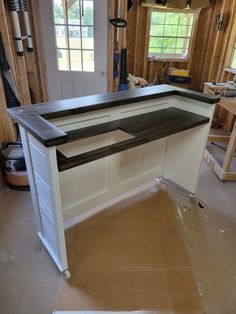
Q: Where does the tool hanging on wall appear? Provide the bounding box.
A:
[19,0,33,52]
[118,48,128,91]
[7,0,33,56]
[118,3,128,92]
[8,0,23,56]
[109,0,127,79]
[113,32,119,78]
[109,0,127,28]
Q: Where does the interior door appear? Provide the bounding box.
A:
[39,0,108,101]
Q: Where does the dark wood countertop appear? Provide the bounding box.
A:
[57,107,210,171]
[8,85,219,147]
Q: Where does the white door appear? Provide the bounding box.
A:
[39,0,108,101]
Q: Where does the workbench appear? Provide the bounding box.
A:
[204,97,236,181]
[8,85,219,277]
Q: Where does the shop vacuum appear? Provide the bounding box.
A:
[1,142,29,190]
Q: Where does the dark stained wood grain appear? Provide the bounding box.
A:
[57,107,209,171]
[8,85,218,147]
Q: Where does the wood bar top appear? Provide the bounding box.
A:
[57,107,210,171]
[8,85,219,147]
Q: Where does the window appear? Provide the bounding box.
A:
[230,42,236,69]
[149,11,195,60]
[53,0,94,72]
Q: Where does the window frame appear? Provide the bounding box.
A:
[147,8,196,62]
[229,41,236,70]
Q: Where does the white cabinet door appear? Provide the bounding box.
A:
[39,0,108,100]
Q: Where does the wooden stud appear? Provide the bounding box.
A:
[217,1,236,81]
[187,9,200,72]
[0,74,16,144]
[27,0,48,102]
[222,120,236,172]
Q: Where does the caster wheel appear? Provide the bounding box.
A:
[187,193,195,199]
[62,270,71,280]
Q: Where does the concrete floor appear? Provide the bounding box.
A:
[0,159,236,314]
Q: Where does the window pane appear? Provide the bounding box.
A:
[163,48,175,54]
[176,38,190,49]
[149,47,162,55]
[175,49,188,58]
[53,0,66,24]
[57,49,69,70]
[55,25,67,48]
[165,12,179,25]
[179,13,194,25]
[70,50,82,71]
[82,27,94,49]
[67,0,81,25]
[151,12,165,24]
[150,25,164,36]
[149,37,163,48]
[178,26,191,37]
[69,26,81,49]
[230,50,236,69]
[163,38,176,48]
[164,25,178,36]
[81,1,94,25]
[82,50,94,71]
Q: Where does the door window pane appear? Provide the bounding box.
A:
[81,1,94,25]
[53,0,66,24]
[55,25,67,48]
[82,27,94,49]
[53,0,95,71]
[70,50,82,71]
[67,0,80,25]
[69,26,81,49]
[57,49,69,70]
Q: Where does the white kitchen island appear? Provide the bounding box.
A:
[8,85,219,278]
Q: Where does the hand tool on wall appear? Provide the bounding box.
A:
[118,48,128,91]
[109,0,127,79]
[19,0,33,52]
[113,38,119,78]
[118,0,128,92]
[7,0,33,56]
[7,0,23,56]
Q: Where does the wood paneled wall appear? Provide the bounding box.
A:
[125,0,236,91]
[191,0,236,90]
